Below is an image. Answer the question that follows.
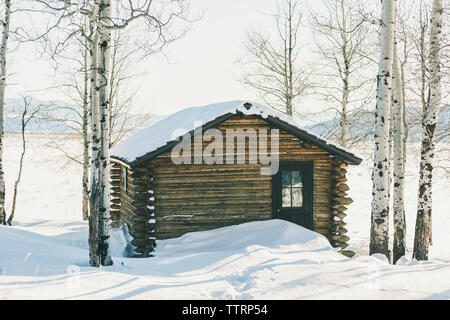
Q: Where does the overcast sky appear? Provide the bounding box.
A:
[7,0,323,120]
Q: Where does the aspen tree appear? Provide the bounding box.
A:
[370,0,396,259]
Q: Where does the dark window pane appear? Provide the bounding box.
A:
[282,170,291,187]
[292,188,303,207]
[292,170,303,188]
[282,187,291,207]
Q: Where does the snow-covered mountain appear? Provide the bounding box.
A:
[5,97,448,143]
[305,105,450,141]
[4,97,160,135]
[4,97,77,134]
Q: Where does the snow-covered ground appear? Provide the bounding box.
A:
[0,133,449,299]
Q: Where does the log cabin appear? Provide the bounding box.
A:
[110,101,362,258]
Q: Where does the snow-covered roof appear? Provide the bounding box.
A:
[110,100,362,167]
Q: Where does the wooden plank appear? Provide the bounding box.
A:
[155,205,271,216]
[154,197,271,207]
[155,190,271,200]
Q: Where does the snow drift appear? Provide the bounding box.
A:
[1,219,450,299]
[155,219,334,256]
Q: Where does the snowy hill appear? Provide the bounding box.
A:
[3,97,162,135]
[305,105,450,141]
[4,97,76,134]
[5,97,448,143]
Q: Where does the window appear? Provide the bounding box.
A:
[281,170,303,207]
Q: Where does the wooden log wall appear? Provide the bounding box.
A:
[110,160,155,257]
[313,158,334,241]
[329,158,355,257]
[145,114,337,243]
[110,161,122,228]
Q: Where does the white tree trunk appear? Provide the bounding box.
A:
[7,102,28,225]
[0,0,11,225]
[96,0,113,266]
[370,0,396,259]
[392,33,406,264]
[286,0,294,116]
[413,0,443,261]
[88,1,101,267]
[82,27,90,222]
[339,0,349,148]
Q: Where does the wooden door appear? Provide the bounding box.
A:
[272,162,313,230]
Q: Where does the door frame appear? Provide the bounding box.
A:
[271,161,314,230]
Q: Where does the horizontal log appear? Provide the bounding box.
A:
[314,195,331,204]
[154,221,255,233]
[315,211,332,220]
[153,153,331,163]
[155,190,271,201]
[154,175,271,185]
[111,192,121,198]
[111,162,122,168]
[313,161,332,167]
[152,163,265,173]
[130,238,154,247]
[111,180,121,187]
[153,181,270,191]
[156,148,330,160]
[133,246,152,254]
[332,171,346,178]
[333,241,349,249]
[133,214,152,223]
[154,170,267,179]
[331,220,347,227]
[333,205,347,213]
[132,177,151,185]
[334,197,353,206]
[313,220,330,229]
[157,213,270,223]
[313,176,333,182]
[339,250,355,258]
[154,197,271,208]
[333,190,348,197]
[331,234,350,242]
[333,212,347,220]
[334,162,347,169]
[155,205,271,216]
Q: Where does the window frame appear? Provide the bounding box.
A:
[281,169,304,208]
